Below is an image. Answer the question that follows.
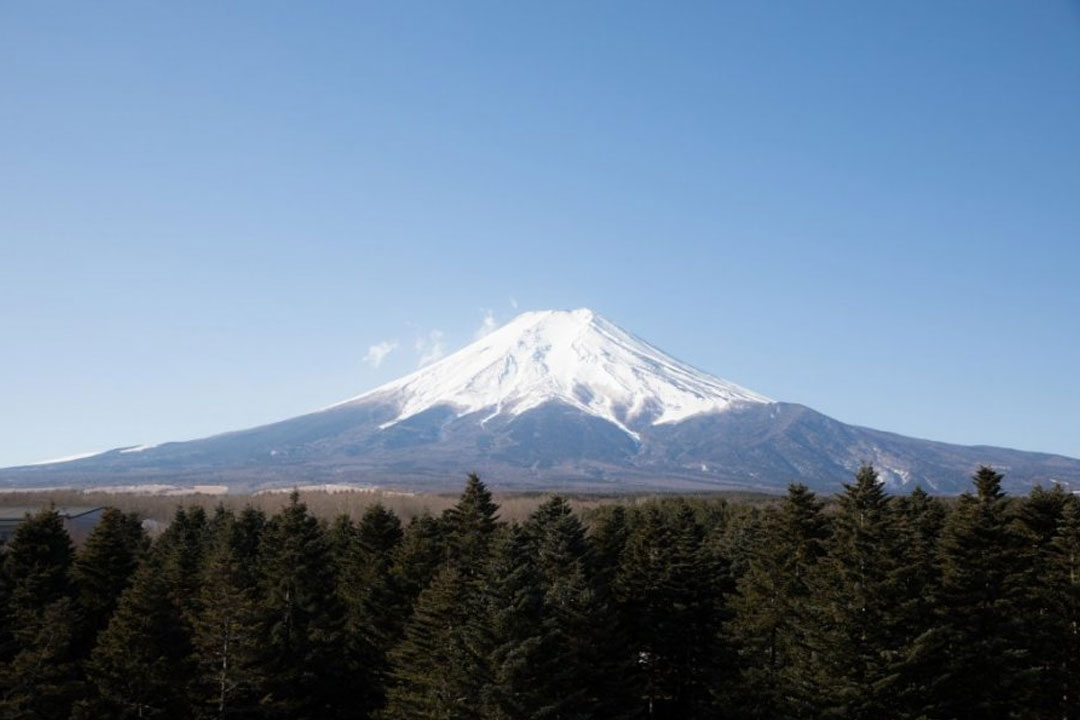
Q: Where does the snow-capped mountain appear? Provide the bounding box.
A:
[3,309,1079,494]
[336,309,770,438]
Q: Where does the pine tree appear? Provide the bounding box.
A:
[916,466,1024,720]
[255,492,349,719]
[804,465,899,720]
[521,496,605,718]
[155,506,210,621]
[443,473,499,572]
[71,507,148,647]
[1011,483,1071,711]
[1045,496,1080,719]
[384,477,501,720]
[616,501,731,719]
[888,486,946,716]
[383,564,490,720]
[190,510,264,719]
[328,514,358,570]
[0,508,82,719]
[340,504,406,717]
[480,524,550,720]
[78,557,193,719]
[585,503,638,718]
[728,484,829,718]
[390,512,445,605]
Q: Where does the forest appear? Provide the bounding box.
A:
[1,466,1077,720]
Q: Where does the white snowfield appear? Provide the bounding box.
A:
[338,308,771,438]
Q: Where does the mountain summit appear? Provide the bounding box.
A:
[3,309,1080,494]
[340,309,770,438]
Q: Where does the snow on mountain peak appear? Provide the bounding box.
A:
[343,308,771,437]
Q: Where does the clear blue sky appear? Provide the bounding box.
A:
[2,1,1078,467]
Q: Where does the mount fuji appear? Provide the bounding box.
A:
[4,308,1079,494]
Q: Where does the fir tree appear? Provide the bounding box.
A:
[521,496,605,718]
[340,504,406,717]
[71,507,148,647]
[383,564,490,720]
[78,557,193,719]
[0,509,82,719]
[888,486,946,716]
[255,492,349,719]
[916,466,1024,720]
[155,506,210,621]
[728,484,829,719]
[480,524,551,720]
[1006,484,1073,715]
[391,512,445,604]
[384,478,502,720]
[1045,496,1080,719]
[190,511,264,720]
[804,465,899,720]
[617,501,731,719]
[443,473,499,572]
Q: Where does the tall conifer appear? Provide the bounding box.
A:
[78,557,193,720]
[729,484,829,718]
[0,509,81,719]
[190,510,264,719]
[916,466,1023,720]
[255,492,348,718]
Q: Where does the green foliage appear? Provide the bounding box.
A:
[79,558,193,719]
[443,473,499,571]
[255,492,349,719]
[190,510,264,719]
[340,504,407,716]
[71,507,147,645]
[383,564,490,720]
[4,469,1080,719]
[917,466,1025,720]
[0,509,82,719]
[803,465,900,719]
[728,484,829,718]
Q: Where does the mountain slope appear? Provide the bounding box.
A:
[3,309,1078,494]
[335,308,770,436]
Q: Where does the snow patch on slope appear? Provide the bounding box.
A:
[19,450,108,467]
[334,309,771,437]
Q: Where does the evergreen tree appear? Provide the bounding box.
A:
[522,496,606,718]
[383,564,490,720]
[888,486,946,716]
[71,507,148,647]
[384,477,502,720]
[804,465,899,720]
[155,506,210,621]
[78,557,193,719]
[328,514,358,570]
[443,473,499,572]
[617,501,731,719]
[391,512,445,605]
[255,492,349,719]
[480,524,551,720]
[1011,483,1071,711]
[1045,496,1080,719]
[0,509,82,719]
[728,484,829,718]
[340,504,406,717]
[190,510,264,719]
[915,466,1024,720]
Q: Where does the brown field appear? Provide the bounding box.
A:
[0,486,781,528]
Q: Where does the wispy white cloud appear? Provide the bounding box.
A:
[508,296,519,310]
[474,309,498,340]
[416,330,445,367]
[363,340,399,368]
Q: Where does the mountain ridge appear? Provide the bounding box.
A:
[3,309,1079,494]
